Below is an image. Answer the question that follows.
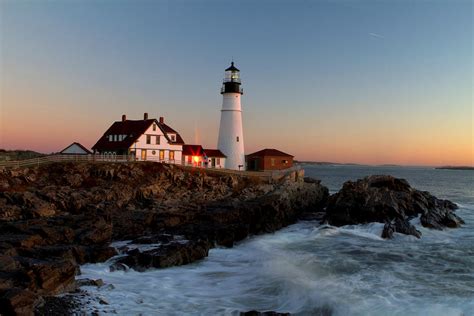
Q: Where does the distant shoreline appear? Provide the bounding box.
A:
[435,166,474,171]
[297,162,474,169]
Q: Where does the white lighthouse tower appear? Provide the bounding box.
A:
[217,62,245,170]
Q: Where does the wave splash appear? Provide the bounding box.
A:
[78,207,474,316]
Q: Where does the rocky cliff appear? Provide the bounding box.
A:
[0,162,328,315]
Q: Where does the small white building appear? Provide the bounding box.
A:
[182,144,206,167]
[92,113,184,162]
[182,145,226,168]
[203,149,226,168]
[60,142,92,155]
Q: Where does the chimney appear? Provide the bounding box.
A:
[122,114,127,122]
[144,113,148,120]
[159,116,164,124]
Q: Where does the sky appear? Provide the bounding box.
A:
[0,0,472,166]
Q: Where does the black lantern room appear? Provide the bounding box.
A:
[221,62,243,94]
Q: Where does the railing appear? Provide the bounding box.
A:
[220,86,243,94]
[177,164,302,184]
[0,154,137,169]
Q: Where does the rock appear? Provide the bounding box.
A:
[109,262,129,272]
[382,218,421,239]
[76,278,104,287]
[0,287,42,316]
[0,255,20,271]
[325,175,463,237]
[34,294,83,316]
[116,240,211,271]
[16,258,76,295]
[420,207,465,229]
[241,311,291,316]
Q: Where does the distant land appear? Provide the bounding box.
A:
[436,166,474,171]
[295,161,362,166]
[0,149,45,161]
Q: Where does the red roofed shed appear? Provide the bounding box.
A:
[246,148,294,171]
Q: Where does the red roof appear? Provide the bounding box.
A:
[182,144,205,156]
[246,148,294,158]
[92,119,184,152]
[203,149,226,158]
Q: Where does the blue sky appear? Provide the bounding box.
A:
[1,0,472,165]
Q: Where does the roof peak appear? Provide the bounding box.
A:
[225,62,239,72]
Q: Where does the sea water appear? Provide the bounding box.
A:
[78,165,474,315]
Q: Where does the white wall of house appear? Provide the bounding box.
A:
[128,123,183,163]
[207,157,226,168]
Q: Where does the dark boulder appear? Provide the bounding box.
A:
[241,311,291,316]
[114,240,211,271]
[382,218,421,239]
[0,287,42,316]
[325,175,463,237]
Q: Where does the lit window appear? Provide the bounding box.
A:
[159,150,165,161]
[146,135,151,144]
[188,156,192,163]
[271,158,275,166]
[169,151,175,161]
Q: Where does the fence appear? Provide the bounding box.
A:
[177,164,303,184]
[0,154,137,169]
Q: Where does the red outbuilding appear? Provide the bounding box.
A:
[246,149,294,171]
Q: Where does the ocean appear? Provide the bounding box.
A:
[77,165,474,316]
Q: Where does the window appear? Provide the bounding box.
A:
[169,151,175,161]
[146,135,151,144]
[170,134,176,141]
[114,135,117,142]
[271,158,275,166]
[187,156,192,163]
[152,150,156,155]
[109,135,113,142]
[216,158,220,165]
[236,136,239,142]
[153,124,157,131]
[156,135,160,145]
[159,150,165,161]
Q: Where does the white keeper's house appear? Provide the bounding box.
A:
[92,113,185,162]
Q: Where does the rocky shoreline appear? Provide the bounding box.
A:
[0,163,465,315]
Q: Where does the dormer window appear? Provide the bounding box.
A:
[170,135,176,142]
[109,135,113,142]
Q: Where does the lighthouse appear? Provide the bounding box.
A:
[217,62,245,170]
